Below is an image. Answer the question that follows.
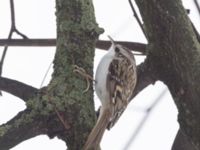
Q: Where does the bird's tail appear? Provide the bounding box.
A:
[83,108,111,150]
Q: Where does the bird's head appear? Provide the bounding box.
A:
[108,35,135,62]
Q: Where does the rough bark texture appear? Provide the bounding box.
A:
[0,0,103,149]
[172,130,196,150]
[0,77,38,101]
[50,0,103,149]
[134,0,200,149]
[0,0,200,149]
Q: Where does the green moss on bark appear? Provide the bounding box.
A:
[135,0,200,148]
[48,0,104,149]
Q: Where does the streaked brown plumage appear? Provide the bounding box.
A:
[83,36,137,150]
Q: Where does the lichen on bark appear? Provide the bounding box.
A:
[135,0,200,149]
[47,0,104,149]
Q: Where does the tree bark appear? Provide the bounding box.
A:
[50,0,103,149]
[134,0,200,149]
[0,0,200,149]
[172,129,196,150]
[0,0,103,149]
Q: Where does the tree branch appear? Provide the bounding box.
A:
[0,86,73,150]
[128,0,147,39]
[0,77,38,101]
[0,110,47,150]
[0,0,28,92]
[135,0,200,148]
[194,0,200,16]
[0,39,147,54]
[0,39,56,47]
[172,129,197,150]
[130,59,157,100]
[96,40,146,54]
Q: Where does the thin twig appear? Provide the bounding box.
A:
[10,0,28,39]
[123,89,167,150]
[0,0,28,95]
[128,0,147,39]
[0,39,147,54]
[10,0,15,25]
[0,0,28,76]
[194,0,200,15]
[0,27,13,76]
[190,20,200,43]
[40,61,53,88]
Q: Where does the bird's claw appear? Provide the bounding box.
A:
[73,65,95,93]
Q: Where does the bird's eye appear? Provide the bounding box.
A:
[115,47,120,53]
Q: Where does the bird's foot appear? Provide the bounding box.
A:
[73,65,95,93]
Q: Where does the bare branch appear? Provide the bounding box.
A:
[194,0,200,16]
[0,0,28,95]
[128,0,147,39]
[0,77,38,101]
[96,40,146,54]
[124,89,167,150]
[172,129,197,150]
[130,60,157,100]
[0,39,147,54]
[0,39,56,47]
[0,88,71,150]
[9,0,28,39]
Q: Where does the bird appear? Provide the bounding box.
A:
[83,36,137,150]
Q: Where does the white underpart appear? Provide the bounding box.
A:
[95,45,115,107]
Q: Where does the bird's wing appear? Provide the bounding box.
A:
[106,54,137,129]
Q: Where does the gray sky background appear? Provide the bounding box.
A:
[0,0,199,149]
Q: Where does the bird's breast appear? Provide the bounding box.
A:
[95,54,114,105]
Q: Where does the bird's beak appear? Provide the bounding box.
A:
[108,35,115,46]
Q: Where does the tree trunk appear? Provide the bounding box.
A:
[0,0,103,149]
[0,0,199,149]
[50,0,103,149]
[134,0,200,149]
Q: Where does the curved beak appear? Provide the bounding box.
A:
[107,35,115,45]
